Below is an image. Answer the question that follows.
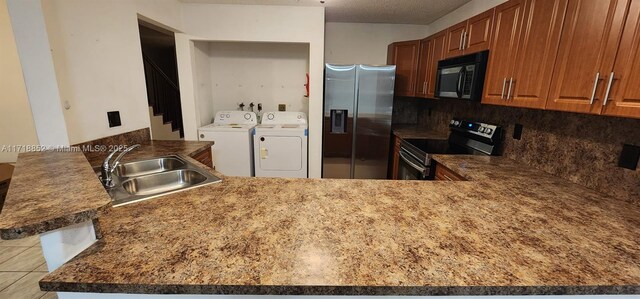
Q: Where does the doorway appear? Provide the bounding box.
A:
[138,21,183,140]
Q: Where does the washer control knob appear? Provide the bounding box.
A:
[226,114,230,118]
[267,113,275,120]
[244,113,251,120]
[479,127,485,133]
[486,128,493,134]
[297,114,302,119]
[199,134,205,139]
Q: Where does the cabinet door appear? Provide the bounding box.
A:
[427,31,447,98]
[603,0,640,118]
[444,21,467,58]
[510,0,567,109]
[546,0,628,114]
[482,0,525,105]
[389,40,420,97]
[465,9,495,54]
[415,38,433,98]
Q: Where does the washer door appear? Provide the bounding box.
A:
[258,136,302,171]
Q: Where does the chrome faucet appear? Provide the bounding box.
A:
[100,144,140,187]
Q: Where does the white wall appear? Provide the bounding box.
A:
[196,41,310,124]
[325,22,429,65]
[426,0,507,35]
[178,4,324,178]
[193,41,214,127]
[40,0,183,144]
[0,0,38,163]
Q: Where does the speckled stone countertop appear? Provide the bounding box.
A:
[38,152,640,295]
[392,124,449,140]
[0,141,213,240]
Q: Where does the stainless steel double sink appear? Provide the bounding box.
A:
[95,155,222,207]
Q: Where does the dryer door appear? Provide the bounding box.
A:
[258,136,302,171]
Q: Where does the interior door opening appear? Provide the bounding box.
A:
[138,20,183,140]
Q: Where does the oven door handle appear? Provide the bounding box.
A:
[456,67,465,98]
[399,151,427,175]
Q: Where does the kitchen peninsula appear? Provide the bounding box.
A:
[0,141,639,298]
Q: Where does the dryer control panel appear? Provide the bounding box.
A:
[261,112,307,125]
[214,111,257,125]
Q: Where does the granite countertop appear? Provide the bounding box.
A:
[392,124,449,140]
[0,140,213,240]
[30,149,640,294]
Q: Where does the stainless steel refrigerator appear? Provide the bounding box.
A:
[322,64,396,179]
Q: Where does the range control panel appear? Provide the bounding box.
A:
[449,118,501,139]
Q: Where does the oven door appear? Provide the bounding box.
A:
[397,148,428,180]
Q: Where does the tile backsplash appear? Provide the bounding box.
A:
[396,98,640,204]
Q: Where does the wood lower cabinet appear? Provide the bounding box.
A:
[545,0,628,114]
[434,162,466,181]
[191,147,213,168]
[444,9,494,59]
[387,40,420,97]
[603,0,640,118]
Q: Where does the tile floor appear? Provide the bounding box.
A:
[0,235,57,298]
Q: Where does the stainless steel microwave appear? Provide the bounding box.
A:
[435,50,489,101]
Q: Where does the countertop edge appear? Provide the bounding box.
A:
[0,204,110,240]
[38,282,640,296]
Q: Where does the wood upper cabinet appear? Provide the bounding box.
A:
[444,9,494,59]
[603,0,640,118]
[387,40,420,97]
[546,0,629,114]
[466,9,495,54]
[415,30,447,99]
[415,38,433,98]
[427,31,447,98]
[484,0,566,109]
[482,0,526,105]
[444,21,467,58]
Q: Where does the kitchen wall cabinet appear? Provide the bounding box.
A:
[545,0,628,114]
[415,38,433,98]
[602,0,640,118]
[434,162,466,181]
[387,40,420,97]
[444,9,494,59]
[483,0,566,109]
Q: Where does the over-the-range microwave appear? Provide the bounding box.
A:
[435,50,489,101]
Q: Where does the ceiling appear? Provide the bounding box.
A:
[178,0,472,25]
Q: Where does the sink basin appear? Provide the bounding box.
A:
[122,169,208,196]
[95,155,222,207]
[114,157,185,178]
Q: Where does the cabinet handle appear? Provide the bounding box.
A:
[463,31,467,49]
[507,78,513,100]
[423,81,427,93]
[603,72,614,106]
[459,31,464,50]
[501,78,507,99]
[589,72,600,105]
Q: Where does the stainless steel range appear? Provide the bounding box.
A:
[397,118,503,180]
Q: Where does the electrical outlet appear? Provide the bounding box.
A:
[618,144,640,170]
[278,104,286,111]
[513,123,523,140]
[107,111,121,128]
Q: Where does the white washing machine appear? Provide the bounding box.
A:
[253,112,308,178]
[198,111,257,177]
